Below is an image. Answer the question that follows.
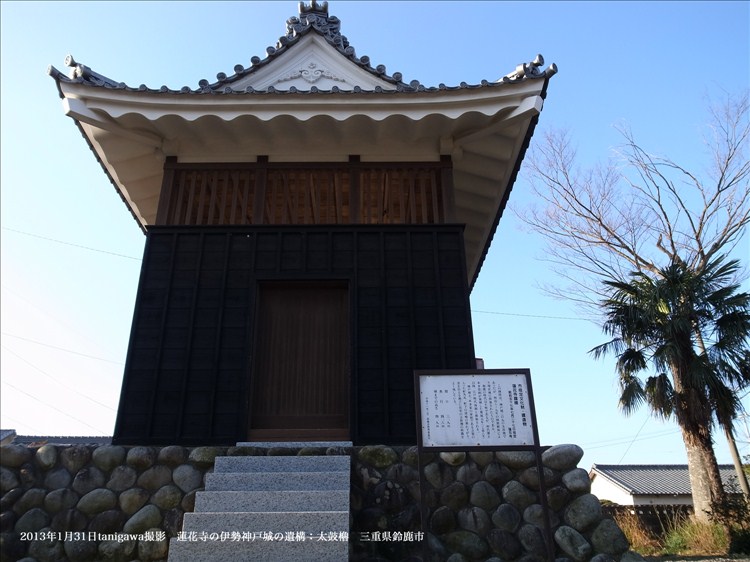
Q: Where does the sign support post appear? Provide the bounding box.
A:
[414,369,554,562]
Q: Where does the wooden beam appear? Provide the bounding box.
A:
[253,156,268,224]
[155,156,178,225]
[349,155,360,224]
[440,155,455,222]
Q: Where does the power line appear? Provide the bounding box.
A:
[581,428,681,450]
[617,414,651,464]
[471,309,587,321]
[1,379,109,433]
[2,332,124,365]
[2,345,116,412]
[5,229,591,323]
[2,227,141,260]
[0,413,46,435]
[1,284,103,346]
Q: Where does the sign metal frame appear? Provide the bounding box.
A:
[414,368,542,451]
[413,368,554,561]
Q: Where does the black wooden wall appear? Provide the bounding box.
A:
[113,225,475,445]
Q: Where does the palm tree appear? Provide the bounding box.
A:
[591,255,750,521]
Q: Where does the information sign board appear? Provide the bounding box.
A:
[415,369,539,450]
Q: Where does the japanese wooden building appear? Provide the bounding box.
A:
[49,2,555,446]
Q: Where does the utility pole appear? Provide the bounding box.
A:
[725,426,750,500]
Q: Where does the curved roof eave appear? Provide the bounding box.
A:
[54,74,552,284]
[55,75,550,128]
[469,73,552,290]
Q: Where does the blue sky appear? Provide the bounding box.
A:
[1,1,748,469]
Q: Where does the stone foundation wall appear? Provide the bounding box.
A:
[1,442,644,562]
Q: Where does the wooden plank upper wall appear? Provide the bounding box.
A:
[157,163,449,227]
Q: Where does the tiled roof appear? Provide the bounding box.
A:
[11,435,113,446]
[591,464,742,495]
[47,1,555,95]
[0,429,17,444]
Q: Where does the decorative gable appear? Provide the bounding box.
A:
[229,33,398,92]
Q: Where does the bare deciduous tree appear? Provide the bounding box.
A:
[520,92,749,310]
[518,92,750,521]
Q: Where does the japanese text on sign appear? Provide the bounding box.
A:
[418,373,534,448]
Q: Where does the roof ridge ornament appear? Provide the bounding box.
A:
[299,1,328,16]
[62,54,122,88]
[502,54,557,82]
[285,2,347,50]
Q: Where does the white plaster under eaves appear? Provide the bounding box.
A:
[230,33,398,92]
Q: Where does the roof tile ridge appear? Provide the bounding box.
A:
[47,54,125,89]
[46,5,558,95]
[205,2,414,93]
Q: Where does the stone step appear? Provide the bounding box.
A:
[205,470,349,492]
[214,454,350,473]
[168,451,352,562]
[195,490,349,512]
[179,510,349,534]
[168,534,349,562]
[235,441,352,448]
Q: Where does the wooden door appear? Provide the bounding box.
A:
[249,282,350,440]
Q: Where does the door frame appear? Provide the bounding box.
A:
[246,277,353,441]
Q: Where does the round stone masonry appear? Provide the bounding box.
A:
[92,445,126,472]
[0,441,646,562]
[541,444,584,471]
[173,464,203,493]
[107,465,137,492]
[77,488,117,516]
[1,467,20,494]
[158,445,188,467]
[0,445,32,468]
[358,445,398,468]
[126,446,157,470]
[72,466,106,495]
[564,493,603,532]
[59,445,91,474]
[562,467,591,494]
[13,488,46,515]
[136,465,172,491]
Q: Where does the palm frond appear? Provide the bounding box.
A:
[644,373,674,419]
[617,347,649,375]
[595,252,750,433]
[589,337,625,359]
[618,373,646,415]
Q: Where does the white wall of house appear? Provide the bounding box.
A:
[591,474,694,506]
[632,494,693,506]
[590,475,636,505]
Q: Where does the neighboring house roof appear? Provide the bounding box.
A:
[11,435,113,446]
[0,429,17,445]
[590,464,742,496]
[46,1,556,288]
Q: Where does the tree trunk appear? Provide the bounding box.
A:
[683,431,713,522]
[680,426,726,522]
[672,358,727,522]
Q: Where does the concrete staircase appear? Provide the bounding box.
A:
[168,443,351,561]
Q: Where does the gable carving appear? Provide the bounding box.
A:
[277,62,345,85]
